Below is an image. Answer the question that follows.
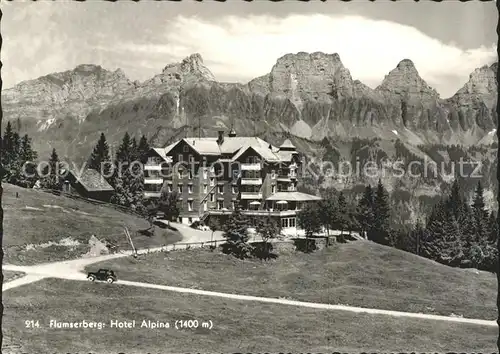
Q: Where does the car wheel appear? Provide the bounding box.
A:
[88,275,95,282]
[106,278,114,284]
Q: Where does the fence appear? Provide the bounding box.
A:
[40,189,145,218]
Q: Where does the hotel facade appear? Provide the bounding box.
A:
[143,130,321,235]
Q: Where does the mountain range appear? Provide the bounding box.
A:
[2,52,498,217]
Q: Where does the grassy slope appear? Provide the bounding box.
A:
[92,242,497,320]
[3,183,182,265]
[3,279,496,353]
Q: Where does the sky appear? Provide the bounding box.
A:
[1,0,497,98]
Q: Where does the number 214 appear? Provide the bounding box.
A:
[25,320,40,328]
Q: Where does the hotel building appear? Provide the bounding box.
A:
[143,130,321,235]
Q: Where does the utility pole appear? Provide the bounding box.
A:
[123,226,137,257]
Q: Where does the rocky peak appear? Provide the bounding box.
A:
[448,62,497,114]
[455,63,497,97]
[162,53,215,82]
[376,59,439,101]
[2,64,134,122]
[74,64,103,73]
[268,51,355,108]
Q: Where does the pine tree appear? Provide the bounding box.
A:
[222,201,253,258]
[441,214,464,266]
[458,204,475,251]
[336,192,351,238]
[356,184,375,239]
[412,219,426,255]
[115,132,132,164]
[137,135,150,164]
[446,179,466,220]
[158,189,180,223]
[111,133,144,208]
[18,134,38,187]
[2,121,14,167]
[11,132,20,161]
[421,200,446,261]
[40,148,63,190]
[297,202,323,252]
[371,179,391,245]
[318,197,337,237]
[423,200,464,266]
[255,215,279,258]
[471,181,490,245]
[88,133,111,176]
[3,130,22,184]
[19,134,37,162]
[488,211,498,244]
[130,137,139,163]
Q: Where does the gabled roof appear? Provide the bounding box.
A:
[70,168,114,192]
[151,148,171,162]
[266,192,321,202]
[280,139,295,149]
[232,144,282,162]
[160,136,298,163]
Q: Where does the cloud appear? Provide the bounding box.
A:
[127,14,496,98]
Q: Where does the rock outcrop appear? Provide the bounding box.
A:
[1,52,497,163]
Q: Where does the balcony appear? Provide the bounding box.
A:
[144,164,163,171]
[241,163,262,171]
[276,175,291,182]
[240,192,263,199]
[144,191,161,198]
[241,178,262,185]
[205,209,297,217]
[144,177,164,184]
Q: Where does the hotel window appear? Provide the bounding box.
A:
[189,155,195,163]
[217,201,224,210]
[203,169,208,179]
[178,170,183,179]
[203,201,208,211]
[188,170,193,179]
[232,186,238,194]
[217,185,223,194]
[271,170,276,179]
[203,184,208,193]
[188,185,193,194]
[178,154,183,162]
[282,218,289,228]
[167,184,173,193]
[188,200,193,211]
[210,193,214,202]
[183,145,189,153]
[178,185,183,193]
[147,156,156,165]
[210,178,215,186]
[290,218,296,228]
[272,185,276,194]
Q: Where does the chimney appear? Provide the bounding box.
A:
[217,130,224,145]
[228,129,236,138]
